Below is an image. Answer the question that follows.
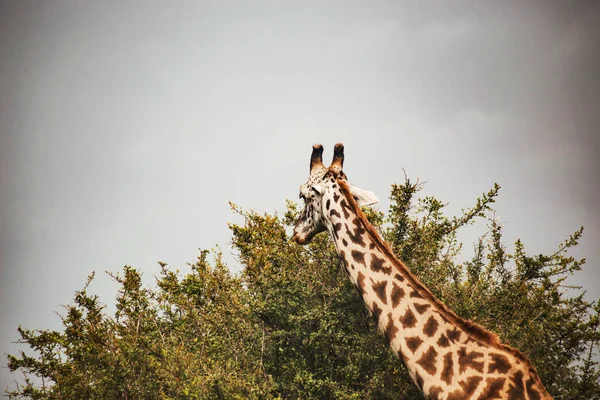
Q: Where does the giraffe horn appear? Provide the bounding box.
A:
[330,143,344,172]
[310,144,324,173]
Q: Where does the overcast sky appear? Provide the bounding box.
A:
[1,0,599,392]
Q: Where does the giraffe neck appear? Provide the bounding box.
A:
[322,179,552,400]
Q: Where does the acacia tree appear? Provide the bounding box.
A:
[7,254,272,399]
[7,178,600,399]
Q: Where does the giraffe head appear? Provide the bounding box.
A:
[292,143,379,245]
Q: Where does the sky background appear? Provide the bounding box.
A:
[1,0,599,392]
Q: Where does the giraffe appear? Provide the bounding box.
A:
[292,143,553,400]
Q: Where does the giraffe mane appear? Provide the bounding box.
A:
[336,178,545,381]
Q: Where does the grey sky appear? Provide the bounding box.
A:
[1,0,599,391]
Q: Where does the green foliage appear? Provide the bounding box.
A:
[8,255,272,399]
[7,179,600,399]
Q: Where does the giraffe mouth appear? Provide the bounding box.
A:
[292,230,316,245]
[292,234,306,245]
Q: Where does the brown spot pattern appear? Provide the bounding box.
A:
[410,290,422,298]
[356,272,366,295]
[423,315,439,337]
[437,334,450,348]
[448,376,484,400]
[333,222,342,233]
[429,386,443,400]
[372,280,388,304]
[447,328,461,342]
[390,282,404,308]
[441,352,454,385]
[507,371,526,400]
[417,346,438,375]
[447,391,462,400]
[488,353,511,374]
[400,308,417,328]
[477,377,506,399]
[370,254,392,274]
[405,336,423,353]
[385,313,398,341]
[394,273,405,282]
[345,221,366,247]
[330,209,341,218]
[459,376,483,398]
[351,250,365,265]
[414,303,431,314]
[372,302,382,320]
[526,377,542,400]
[457,347,485,373]
[339,198,351,218]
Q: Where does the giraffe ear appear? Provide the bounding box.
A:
[348,184,379,207]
